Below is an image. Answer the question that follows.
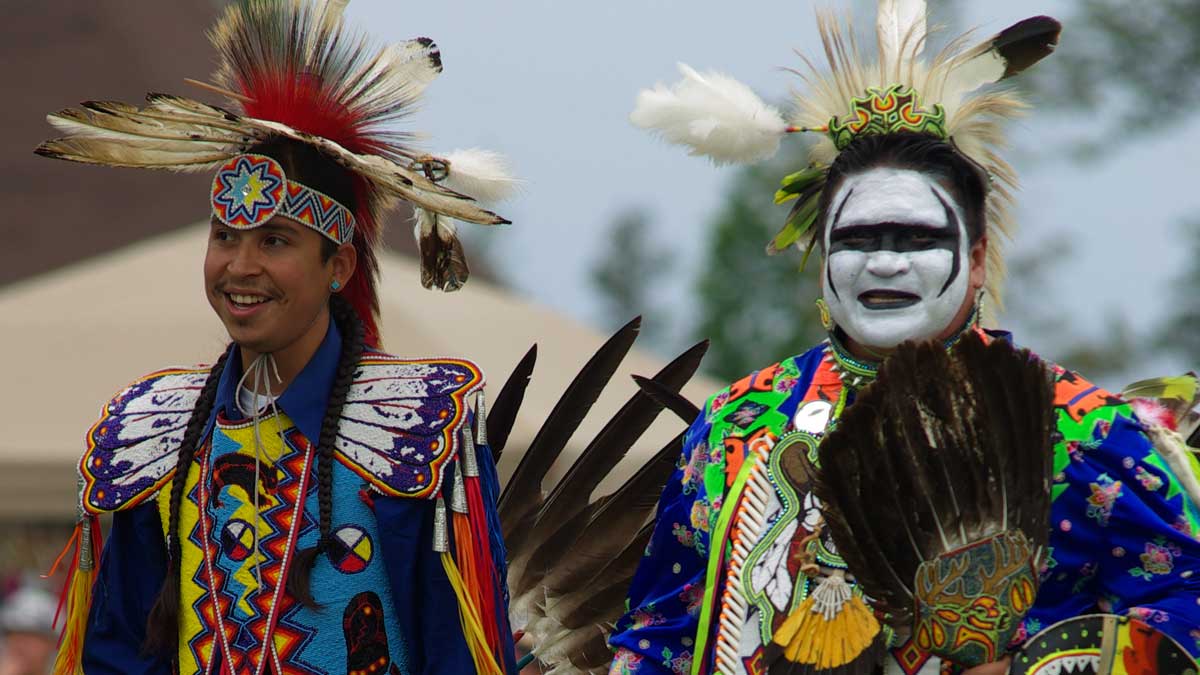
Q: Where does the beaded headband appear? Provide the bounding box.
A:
[210,154,355,245]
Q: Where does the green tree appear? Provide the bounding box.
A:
[1001,236,1138,382]
[1158,221,1200,365]
[692,152,826,382]
[1034,0,1200,157]
[589,207,675,348]
[1032,0,1200,371]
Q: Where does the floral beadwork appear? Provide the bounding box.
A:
[629,606,667,630]
[709,392,730,418]
[672,523,697,550]
[680,444,708,493]
[1130,537,1182,579]
[679,582,704,616]
[1086,474,1123,526]
[608,649,644,675]
[690,500,711,533]
[1129,606,1171,624]
[774,375,799,394]
[660,647,692,674]
[1135,465,1164,493]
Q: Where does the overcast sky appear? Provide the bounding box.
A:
[344,0,1200,384]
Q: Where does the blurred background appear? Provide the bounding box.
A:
[1,0,1198,671]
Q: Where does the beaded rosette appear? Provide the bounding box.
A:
[211,154,356,245]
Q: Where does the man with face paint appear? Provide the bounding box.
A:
[611,4,1200,675]
[821,167,981,355]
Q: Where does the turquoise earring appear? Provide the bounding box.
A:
[331,280,341,291]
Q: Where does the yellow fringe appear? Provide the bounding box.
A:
[773,594,880,669]
[50,522,97,675]
[440,551,504,675]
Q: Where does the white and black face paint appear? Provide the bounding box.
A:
[821,168,971,350]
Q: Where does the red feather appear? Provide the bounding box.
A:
[210,2,430,343]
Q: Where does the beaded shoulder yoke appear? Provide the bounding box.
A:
[78,353,484,515]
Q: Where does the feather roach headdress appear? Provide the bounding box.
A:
[631,0,1061,308]
[37,0,519,345]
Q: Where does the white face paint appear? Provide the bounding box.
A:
[821,168,971,350]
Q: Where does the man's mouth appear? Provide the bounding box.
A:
[223,290,273,314]
[857,290,919,310]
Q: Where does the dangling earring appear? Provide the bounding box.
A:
[331,279,341,292]
[815,298,833,331]
[973,288,984,326]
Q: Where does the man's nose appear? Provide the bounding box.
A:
[227,239,263,276]
[864,250,910,277]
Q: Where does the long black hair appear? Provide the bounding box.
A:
[143,295,365,655]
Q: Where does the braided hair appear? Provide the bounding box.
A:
[143,348,231,656]
[287,293,365,607]
[142,295,365,655]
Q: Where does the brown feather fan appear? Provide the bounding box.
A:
[489,322,708,674]
[781,334,1054,671]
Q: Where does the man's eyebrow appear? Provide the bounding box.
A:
[258,222,304,235]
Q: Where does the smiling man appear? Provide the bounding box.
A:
[37,2,517,674]
[821,165,981,355]
[615,3,1200,674]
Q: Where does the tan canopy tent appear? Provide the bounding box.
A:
[0,225,720,521]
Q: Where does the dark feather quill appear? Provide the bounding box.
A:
[534,431,686,603]
[992,16,1062,79]
[632,374,703,424]
[487,345,538,460]
[498,316,641,549]
[533,341,707,531]
[497,323,706,673]
[511,342,704,597]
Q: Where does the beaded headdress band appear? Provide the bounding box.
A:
[630,0,1061,308]
[211,154,356,245]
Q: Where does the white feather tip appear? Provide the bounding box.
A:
[630,62,787,165]
[440,148,521,203]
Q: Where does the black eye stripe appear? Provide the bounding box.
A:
[932,188,963,297]
[826,187,855,301]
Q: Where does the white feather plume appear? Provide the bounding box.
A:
[440,148,521,204]
[630,63,787,165]
[876,0,927,81]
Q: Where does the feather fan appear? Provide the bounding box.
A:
[794,334,1054,669]
[630,63,789,165]
[492,320,708,673]
[508,340,708,603]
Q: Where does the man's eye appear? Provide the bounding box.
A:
[214,230,234,242]
[264,235,288,247]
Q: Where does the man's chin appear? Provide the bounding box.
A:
[220,324,278,356]
[840,312,945,351]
